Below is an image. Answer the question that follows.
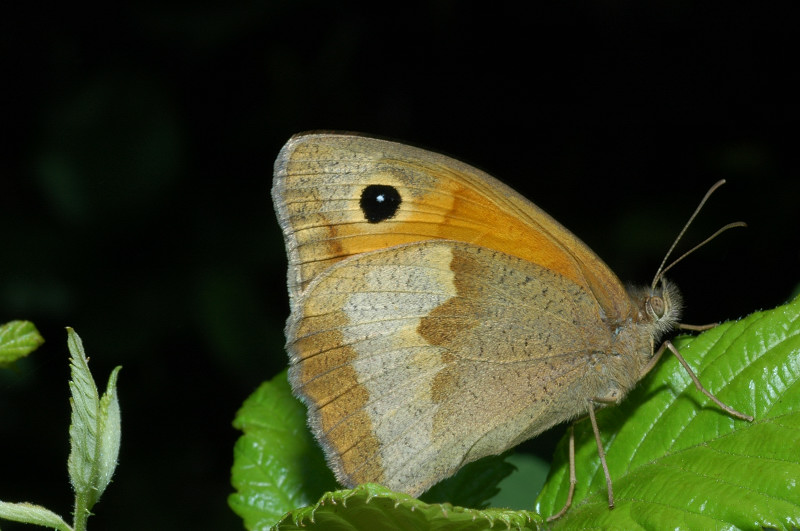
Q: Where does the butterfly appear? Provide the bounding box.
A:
[271,132,752,518]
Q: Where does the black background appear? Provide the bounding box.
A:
[2,2,798,529]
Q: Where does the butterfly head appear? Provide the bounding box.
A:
[629,279,683,342]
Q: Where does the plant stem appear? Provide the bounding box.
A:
[73,492,90,531]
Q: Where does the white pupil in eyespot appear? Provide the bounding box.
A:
[376,194,385,203]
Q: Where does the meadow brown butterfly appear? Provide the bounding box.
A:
[271,132,752,519]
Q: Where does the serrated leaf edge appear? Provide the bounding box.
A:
[277,484,541,530]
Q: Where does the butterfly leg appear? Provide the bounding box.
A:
[661,340,754,421]
[587,399,614,510]
[550,397,616,518]
[546,424,576,521]
[678,322,719,331]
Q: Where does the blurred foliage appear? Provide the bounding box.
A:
[2,2,797,529]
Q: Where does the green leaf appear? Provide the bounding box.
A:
[0,501,72,531]
[488,453,550,511]
[96,365,122,497]
[229,370,338,530]
[66,328,122,511]
[0,320,44,365]
[421,453,516,509]
[273,484,542,530]
[537,294,800,528]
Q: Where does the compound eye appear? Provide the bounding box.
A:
[649,295,666,318]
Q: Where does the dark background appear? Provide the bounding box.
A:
[2,2,797,529]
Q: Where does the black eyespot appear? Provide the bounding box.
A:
[359,184,401,223]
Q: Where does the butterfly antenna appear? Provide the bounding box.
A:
[651,180,745,290]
